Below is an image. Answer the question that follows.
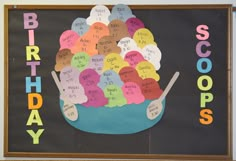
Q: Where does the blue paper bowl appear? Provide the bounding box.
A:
[59,99,166,134]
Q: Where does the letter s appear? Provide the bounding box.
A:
[199,108,213,125]
[196,25,209,40]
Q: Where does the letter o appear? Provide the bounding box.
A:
[197,75,213,91]
[197,58,212,74]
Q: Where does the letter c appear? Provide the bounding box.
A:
[196,41,211,58]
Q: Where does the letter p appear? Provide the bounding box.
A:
[200,93,213,108]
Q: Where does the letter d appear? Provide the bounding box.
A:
[28,93,43,110]
[24,13,39,29]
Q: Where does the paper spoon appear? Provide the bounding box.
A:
[51,71,79,121]
[147,71,180,120]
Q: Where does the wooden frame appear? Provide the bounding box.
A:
[4,4,232,160]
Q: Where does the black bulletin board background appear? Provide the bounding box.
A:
[4,5,232,159]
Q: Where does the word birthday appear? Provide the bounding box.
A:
[24,13,44,144]
[195,24,214,125]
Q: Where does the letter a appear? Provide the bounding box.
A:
[26,110,43,126]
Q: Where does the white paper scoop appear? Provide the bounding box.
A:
[51,71,79,121]
[146,71,180,120]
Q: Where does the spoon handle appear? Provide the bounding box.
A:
[51,71,66,97]
[159,71,180,101]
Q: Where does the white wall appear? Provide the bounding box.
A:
[0,0,235,160]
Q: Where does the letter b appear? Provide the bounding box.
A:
[24,13,39,29]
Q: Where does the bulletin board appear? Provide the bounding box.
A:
[4,4,232,160]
